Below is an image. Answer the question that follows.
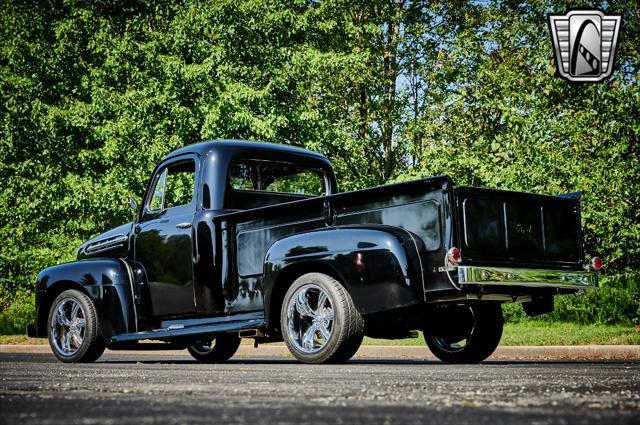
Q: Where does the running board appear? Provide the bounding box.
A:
[110,314,265,343]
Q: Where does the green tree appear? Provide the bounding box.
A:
[398,1,639,270]
[0,0,638,328]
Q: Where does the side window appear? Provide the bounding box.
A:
[147,160,195,211]
[149,169,167,211]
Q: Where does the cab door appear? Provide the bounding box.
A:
[135,157,198,318]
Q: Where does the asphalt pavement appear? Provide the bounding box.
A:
[1,351,639,425]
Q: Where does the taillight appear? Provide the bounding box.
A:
[591,256,603,271]
[447,247,462,265]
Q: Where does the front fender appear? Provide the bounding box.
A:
[263,225,425,325]
[35,258,136,342]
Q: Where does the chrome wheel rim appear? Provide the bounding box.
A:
[50,298,86,356]
[190,339,215,355]
[286,284,334,354]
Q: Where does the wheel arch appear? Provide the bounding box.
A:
[262,225,426,333]
[35,258,137,342]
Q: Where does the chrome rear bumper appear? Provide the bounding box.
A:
[458,266,597,289]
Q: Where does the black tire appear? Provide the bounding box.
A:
[281,272,364,364]
[187,334,241,363]
[47,289,105,363]
[424,303,503,364]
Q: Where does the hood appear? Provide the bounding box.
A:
[77,222,133,259]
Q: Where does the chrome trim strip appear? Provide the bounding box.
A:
[86,234,128,253]
[118,258,138,332]
[426,294,533,304]
[458,266,596,289]
[502,202,509,251]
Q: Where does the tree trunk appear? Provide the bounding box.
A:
[381,0,403,182]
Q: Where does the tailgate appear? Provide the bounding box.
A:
[455,187,583,268]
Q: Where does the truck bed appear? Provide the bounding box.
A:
[216,176,586,313]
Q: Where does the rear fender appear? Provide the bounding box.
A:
[263,225,425,328]
[34,258,136,342]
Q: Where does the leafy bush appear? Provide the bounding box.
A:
[501,303,528,323]
[503,271,640,326]
[0,291,35,335]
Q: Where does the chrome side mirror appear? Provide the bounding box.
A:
[128,197,139,222]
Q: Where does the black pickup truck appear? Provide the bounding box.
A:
[28,140,600,364]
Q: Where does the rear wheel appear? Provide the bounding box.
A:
[47,289,105,363]
[424,303,503,364]
[281,273,364,364]
[187,334,241,363]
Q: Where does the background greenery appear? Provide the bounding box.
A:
[1,0,638,335]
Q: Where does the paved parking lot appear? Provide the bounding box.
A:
[1,352,639,424]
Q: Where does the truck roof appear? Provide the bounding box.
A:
[163,139,328,162]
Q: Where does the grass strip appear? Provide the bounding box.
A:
[2,323,638,347]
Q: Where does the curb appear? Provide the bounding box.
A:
[2,344,639,361]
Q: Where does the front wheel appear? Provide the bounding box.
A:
[424,303,503,364]
[187,334,241,363]
[281,273,364,364]
[47,289,105,363]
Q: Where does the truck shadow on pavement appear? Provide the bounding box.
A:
[3,353,636,365]
[99,358,638,366]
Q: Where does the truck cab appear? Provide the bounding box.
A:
[29,140,600,364]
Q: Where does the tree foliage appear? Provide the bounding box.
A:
[1,0,638,311]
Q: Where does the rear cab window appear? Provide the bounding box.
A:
[226,159,327,210]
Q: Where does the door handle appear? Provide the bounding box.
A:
[176,222,192,229]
